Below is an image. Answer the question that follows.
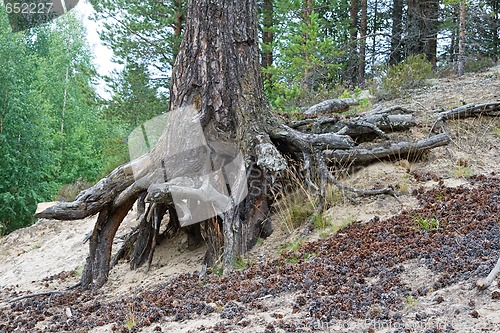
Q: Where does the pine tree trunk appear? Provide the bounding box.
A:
[358,0,367,84]
[421,0,439,66]
[389,0,404,65]
[261,0,274,85]
[167,0,279,270]
[458,1,467,77]
[301,0,314,92]
[349,0,359,85]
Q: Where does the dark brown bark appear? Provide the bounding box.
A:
[358,0,367,83]
[261,0,274,85]
[389,0,404,65]
[349,0,359,85]
[81,196,137,289]
[168,0,280,268]
[405,0,439,66]
[458,1,467,77]
[171,0,185,63]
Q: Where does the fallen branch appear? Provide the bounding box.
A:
[8,290,67,303]
[435,101,500,121]
[304,98,359,115]
[324,133,451,165]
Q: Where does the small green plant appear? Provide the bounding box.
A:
[320,216,355,238]
[123,307,136,331]
[234,257,253,270]
[74,266,84,278]
[209,264,224,277]
[287,257,299,264]
[397,180,410,194]
[302,252,317,260]
[405,295,418,308]
[29,243,43,251]
[415,216,440,231]
[281,237,303,253]
[275,178,317,233]
[378,55,434,99]
[492,127,500,136]
[452,165,473,178]
[436,192,444,201]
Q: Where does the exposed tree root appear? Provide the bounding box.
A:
[34,100,498,289]
[477,255,500,290]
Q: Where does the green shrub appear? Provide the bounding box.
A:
[56,178,94,202]
[378,55,434,99]
[465,55,496,73]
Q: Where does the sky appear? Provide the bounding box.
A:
[74,0,121,99]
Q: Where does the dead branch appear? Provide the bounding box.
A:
[34,155,150,220]
[8,290,67,303]
[304,98,359,115]
[324,133,451,165]
[435,101,500,121]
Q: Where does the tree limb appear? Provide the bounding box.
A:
[324,133,450,165]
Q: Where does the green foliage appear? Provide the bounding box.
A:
[234,257,253,270]
[0,11,125,234]
[90,0,185,94]
[415,216,440,231]
[378,55,434,99]
[266,1,349,111]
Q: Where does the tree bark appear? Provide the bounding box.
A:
[358,0,367,84]
[167,0,284,269]
[389,0,404,65]
[349,0,359,85]
[261,0,274,85]
[458,1,467,77]
[406,0,439,66]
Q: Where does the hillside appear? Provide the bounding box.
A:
[1,67,499,333]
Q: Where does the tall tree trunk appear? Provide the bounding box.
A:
[302,0,314,92]
[370,0,379,69]
[458,1,467,76]
[389,0,404,65]
[358,0,367,84]
[405,0,439,66]
[261,0,274,85]
[421,0,439,66]
[349,0,359,85]
[168,0,281,272]
[492,0,499,63]
[171,0,185,63]
[406,0,421,57]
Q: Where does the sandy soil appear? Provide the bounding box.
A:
[1,66,499,333]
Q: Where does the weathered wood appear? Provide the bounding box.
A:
[81,196,137,290]
[290,113,415,138]
[304,98,359,115]
[270,123,355,151]
[324,133,451,164]
[435,101,500,121]
[477,255,500,290]
[34,155,150,220]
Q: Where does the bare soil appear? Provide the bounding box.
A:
[1,66,499,333]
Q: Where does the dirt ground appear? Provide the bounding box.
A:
[0,66,499,333]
